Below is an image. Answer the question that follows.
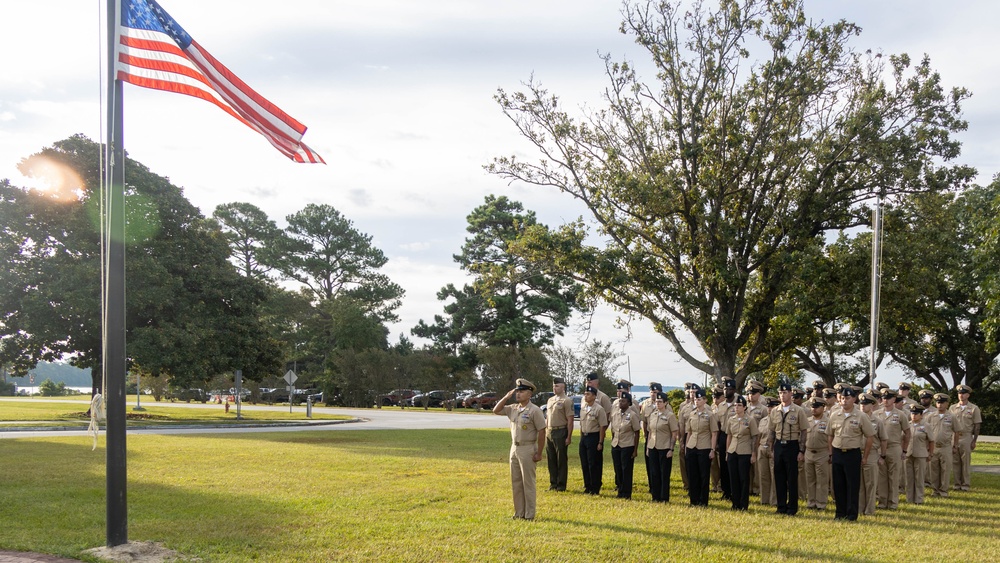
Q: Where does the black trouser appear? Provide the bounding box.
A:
[727,452,752,510]
[716,431,731,500]
[832,448,862,520]
[774,441,800,514]
[686,447,712,506]
[644,439,653,494]
[612,445,636,498]
[579,433,603,494]
[545,427,569,490]
[649,448,674,502]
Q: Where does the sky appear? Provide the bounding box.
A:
[2,0,999,389]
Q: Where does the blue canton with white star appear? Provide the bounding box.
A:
[123,0,193,49]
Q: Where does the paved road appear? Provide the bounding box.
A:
[0,399,509,439]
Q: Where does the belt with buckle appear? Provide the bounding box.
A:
[515,441,536,446]
[549,426,566,430]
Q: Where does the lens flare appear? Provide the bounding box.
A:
[19,155,86,203]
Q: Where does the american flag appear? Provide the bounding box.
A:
[116,0,324,163]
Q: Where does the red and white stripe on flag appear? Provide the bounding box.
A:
[115,1,324,164]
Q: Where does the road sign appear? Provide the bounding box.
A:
[284,370,298,385]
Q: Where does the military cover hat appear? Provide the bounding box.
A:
[956,384,973,394]
[616,379,633,390]
[810,398,826,408]
[515,378,536,392]
[649,382,663,392]
[822,388,837,398]
[933,392,950,403]
[898,382,912,391]
[552,376,565,385]
[910,404,926,415]
[918,389,934,399]
[840,386,858,397]
[585,385,598,395]
[859,392,877,405]
[778,382,793,392]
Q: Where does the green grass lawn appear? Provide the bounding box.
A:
[0,398,350,425]
[1,431,998,562]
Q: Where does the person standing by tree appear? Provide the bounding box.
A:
[905,405,933,504]
[684,388,718,506]
[493,379,545,520]
[610,393,641,499]
[725,395,758,511]
[827,387,875,521]
[858,393,887,516]
[578,386,608,495]
[803,397,831,511]
[677,383,698,491]
[645,391,679,502]
[951,385,982,491]
[544,377,574,491]
[769,383,807,515]
[875,388,910,509]
[926,393,957,496]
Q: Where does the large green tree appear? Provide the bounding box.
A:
[0,135,281,392]
[489,0,973,387]
[212,201,291,281]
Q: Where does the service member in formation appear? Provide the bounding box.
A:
[578,386,608,495]
[725,395,758,511]
[745,381,767,496]
[876,388,910,509]
[586,372,614,414]
[714,377,737,500]
[610,393,641,499]
[951,384,982,491]
[917,389,934,411]
[645,391,679,502]
[756,397,779,505]
[493,379,546,520]
[640,381,668,493]
[684,388,719,506]
[827,386,875,521]
[926,393,957,496]
[769,383,806,515]
[803,397,830,510]
[677,383,698,491]
[904,405,933,504]
[710,383,727,494]
[858,392,888,516]
[544,377,575,491]
[898,383,918,416]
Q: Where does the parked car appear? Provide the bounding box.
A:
[380,389,420,406]
[171,388,208,403]
[454,390,476,408]
[541,394,583,419]
[261,387,290,404]
[409,390,458,408]
[463,391,498,410]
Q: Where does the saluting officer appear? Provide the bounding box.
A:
[493,379,546,520]
[951,384,982,491]
[769,383,807,515]
[827,386,875,521]
[544,376,574,491]
[578,385,608,495]
[684,388,719,506]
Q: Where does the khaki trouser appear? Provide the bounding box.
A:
[860,457,879,516]
[905,456,927,504]
[804,449,829,508]
[510,444,538,519]
[757,444,776,505]
[928,444,952,496]
[878,443,903,508]
[711,449,721,492]
[953,434,973,490]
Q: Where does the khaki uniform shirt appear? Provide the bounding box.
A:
[504,402,546,445]
[876,407,910,446]
[640,397,673,417]
[757,414,772,452]
[827,408,875,449]
[769,403,807,442]
[610,408,641,448]
[678,401,695,436]
[867,413,888,456]
[726,415,758,455]
[714,400,734,433]
[908,421,931,458]
[612,397,641,418]
[646,409,678,450]
[685,407,719,450]
[579,402,608,434]
[900,397,918,417]
[545,393,574,429]
[805,413,830,452]
[926,410,956,447]
[950,402,983,436]
[748,403,768,425]
[596,390,614,415]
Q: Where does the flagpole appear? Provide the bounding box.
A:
[868,198,883,390]
[105,0,128,547]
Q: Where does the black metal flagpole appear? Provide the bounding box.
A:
[105,0,128,547]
